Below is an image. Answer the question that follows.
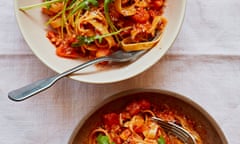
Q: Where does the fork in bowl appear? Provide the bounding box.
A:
[152,117,197,144]
[8,50,146,102]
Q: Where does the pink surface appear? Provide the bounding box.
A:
[0,0,239,143]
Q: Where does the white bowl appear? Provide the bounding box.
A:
[14,0,187,84]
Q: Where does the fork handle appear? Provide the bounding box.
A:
[8,57,109,102]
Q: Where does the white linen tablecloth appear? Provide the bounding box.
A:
[0,0,240,143]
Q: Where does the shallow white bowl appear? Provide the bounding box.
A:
[14,0,186,83]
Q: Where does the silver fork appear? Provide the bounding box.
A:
[8,50,146,102]
[152,117,197,144]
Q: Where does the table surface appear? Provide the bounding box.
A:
[1,0,239,144]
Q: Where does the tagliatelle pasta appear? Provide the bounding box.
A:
[20,0,167,60]
[89,99,203,144]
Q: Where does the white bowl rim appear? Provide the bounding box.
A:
[14,0,187,84]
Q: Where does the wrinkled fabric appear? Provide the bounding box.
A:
[0,0,239,144]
